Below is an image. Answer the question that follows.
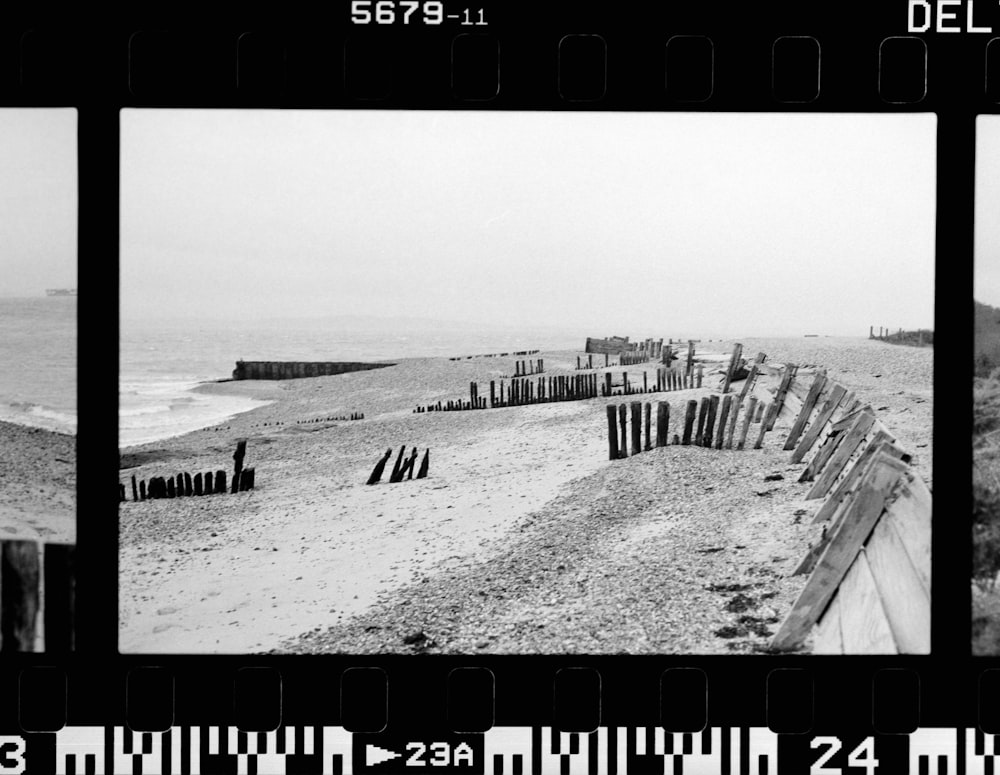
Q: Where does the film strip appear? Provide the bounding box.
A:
[0,2,991,773]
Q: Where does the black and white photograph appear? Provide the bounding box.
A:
[0,108,77,651]
[974,114,1000,655]
[119,109,934,655]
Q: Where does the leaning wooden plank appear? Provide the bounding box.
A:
[830,404,875,434]
[791,383,848,464]
[882,472,931,593]
[832,390,856,422]
[737,352,767,403]
[770,453,906,652]
[765,363,797,431]
[721,342,743,394]
[810,594,845,654]
[837,552,898,654]
[798,430,845,483]
[783,371,828,450]
[806,410,877,500]
[865,512,930,653]
[810,434,900,523]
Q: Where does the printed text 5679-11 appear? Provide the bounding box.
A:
[351,1,487,25]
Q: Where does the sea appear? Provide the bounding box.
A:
[120,317,581,449]
[0,297,77,435]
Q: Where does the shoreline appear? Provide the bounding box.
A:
[118,337,932,654]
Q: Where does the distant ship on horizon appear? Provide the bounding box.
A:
[45,288,77,297]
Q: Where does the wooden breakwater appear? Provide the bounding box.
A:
[231,360,395,380]
[413,364,707,413]
[585,336,665,358]
[449,349,539,361]
[121,441,256,502]
[604,392,774,459]
[366,445,429,484]
[869,326,933,347]
[0,540,75,651]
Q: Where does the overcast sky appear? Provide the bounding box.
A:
[977,115,1000,308]
[121,110,935,338]
[0,109,77,295]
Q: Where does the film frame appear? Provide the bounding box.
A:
[0,2,988,772]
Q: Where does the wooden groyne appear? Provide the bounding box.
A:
[366,445,429,484]
[0,540,75,651]
[869,326,934,346]
[585,336,665,358]
[231,360,394,380]
[448,349,539,361]
[121,441,256,503]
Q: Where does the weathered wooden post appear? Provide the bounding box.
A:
[1,540,39,651]
[715,394,732,449]
[231,439,247,494]
[416,449,430,479]
[193,473,202,496]
[131,475,139,502]
[577,356,581,370]
[44,543,75,651]
[737,397,758,450]
[725,399,742,449]
[682,400,698,445]
[644,402,652,450]
[630,402,642,455]
[753,404,771,449]
[605,352,609,367]
[166,478,176,498]
[643,372,648,393]
[406,448,419,480]
[215,471,227,494]
[589,354,593,369]
[663,345,673,365]
[607,405,619,460]
[176,474,185,496]
[119,484,126,503]
[869,325,874,339]
[721,343,743,393]
[623,372,629,396]
[605,373,612,397]
[618,404,628,458]
[239,468,255,491]
[183,472,193,496]
[367,448,394,485]
[766,364,798,431]
[696,364,703,388]
[655,402,669,447]
[704,394,719,447]
[686,340,695,376]
[139,480,147,500]
[490,381,496,407]
[390,445,407,483]
[204,472,213,495]
[695,397,709,445]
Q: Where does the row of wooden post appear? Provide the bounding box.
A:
[601,365,703,397]
[605,394,774,460]
[513,359,543,377]
[121,467,257,502]
[576,353,612,370]
[296,412,363,424]
[366,445,429,484]
[449,349,539,361]
[619,350,650,366]
[869,326,928,346]
[0,540,75,651]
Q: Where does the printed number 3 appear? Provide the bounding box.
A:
[811,736,879,775]
[0,737,26,775]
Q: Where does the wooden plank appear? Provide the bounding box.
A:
[798,430,845,483]
[810,436,906,524]
[753,403,771,449]
[721,343,743,393]
[725,397,742,449]
[791,383,848,464]
[765,363,797,431]
[770,453,905,652]
[1,540,40,651]
[865,512,930,653]
[830,404,876,434]
[810,595,844,654]
[607,405,619,460]
[882,472,931,593]
[806,410,877,499]
[736,397,757,450]
[715,394,732,449]
[837,552,898,654]
[737,352,767,403]
[783,371,828,450]
[833,390,856,422]
[631,402,642,455]
[682,400,697,445]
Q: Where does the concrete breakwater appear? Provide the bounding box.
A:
[232,360,395,380]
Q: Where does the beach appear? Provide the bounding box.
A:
[0,420,76,544]
[118,336,932,654]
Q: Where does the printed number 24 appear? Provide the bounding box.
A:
[811,737,879,775]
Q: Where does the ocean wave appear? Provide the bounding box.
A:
[0,401,77,434]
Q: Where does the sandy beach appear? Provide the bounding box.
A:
[0,419,75,544]
[118,336,932,654]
